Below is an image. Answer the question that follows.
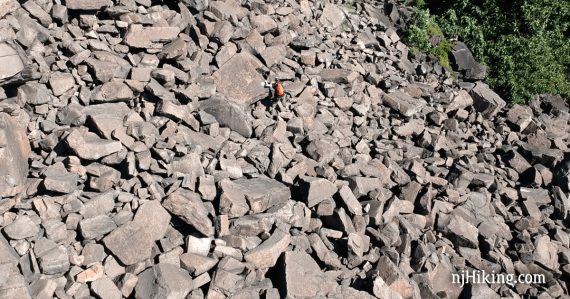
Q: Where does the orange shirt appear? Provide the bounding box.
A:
[275,82,284,97]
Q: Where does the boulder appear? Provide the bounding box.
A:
[0,113,30,198]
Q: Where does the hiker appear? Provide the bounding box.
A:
[274,80,284,100]
[264,79,285,101]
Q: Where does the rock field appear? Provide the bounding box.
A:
[0,0,569,298]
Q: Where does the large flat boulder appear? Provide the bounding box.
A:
[382,91,426,117]
[199,94,252,137]
[470,82,506,119]
[103,201,171,265]
[212,52,267,105]
[282,251,339,298]
[124,25,180,48]
[450,42,486,80]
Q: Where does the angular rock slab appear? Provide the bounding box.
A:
[66,0,111,10]
[213,52,267,105]
[244,228,290,268]
[0,43,24,82]
[320,3,346,29]
[17,82,52,105]
[0,0,20,19]
[383,91,425,117]
[163,189,214,237]
[91,81,135,103]
[225,177,291,215]
[282,251,339,298]
[0,264,31,299]
[199,94,252,137]
[470,82,506,119]
[103,201,171,265]
[135,263,194,299]
[65,129,123,160]
[450,41,486,80]
[0,113,30,198]
[3,215,39,239]
[124,25,180,48]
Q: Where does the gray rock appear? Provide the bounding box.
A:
[308,233,344,268]
[38,244,69,275]
[135,263,194,299]
[199,95,252,137]
[29,278,57,299]
[80,191,115,219]
[251,15,277,34]
[51,4,67,23]
[259,45,287,67]
[450,42,486,80]
[446,90,473,112]
[124,25,180,48]
[383,91,426,117]
[229,177,290,214]
[66,0,110,10]
[79,215,117,239]
[209,0,247,20]
[180,253,217,275]
[42,162,78,194]
[22,1,51,26]
[183,0,209,11]
[0,113,31,198]
[91,81,135,103]
[87,163,121,192]
[320,68,357,84]
[507,104,533,132]
[211,21,234,44]
[470,82,506,119]
[320,3,346,29]
[446,215,479,248]
[103,201,171,265]
[86,51,132,82]
[91,277,122,299]
[163,189,214,237]
[82,243,107,265]
[3,215,39,240]
[282,251,339,298]
[348,176,386,198]
[17,82,52,105]
[212,52,267,105]
[0,264,31,299]
[305,138,339,164]
[157,100,198,130]
[159,38,188,60]
[338,185,363,215]
[244,228,290,268]
[65,129,123,160]
[0,234,19,265]
[299,176,337,208]
[0,43,24,83]
[376,256,415,298]
[48,72,75,96]
[534,236,558,270]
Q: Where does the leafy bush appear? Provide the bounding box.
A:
[405,6,453,71]
[407,0,570,103]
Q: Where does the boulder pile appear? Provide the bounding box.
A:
[0,0,568,298]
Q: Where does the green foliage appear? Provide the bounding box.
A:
[412,0,570,103]
[404,7,453,71]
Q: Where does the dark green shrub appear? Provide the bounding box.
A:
[407,0,570,103]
